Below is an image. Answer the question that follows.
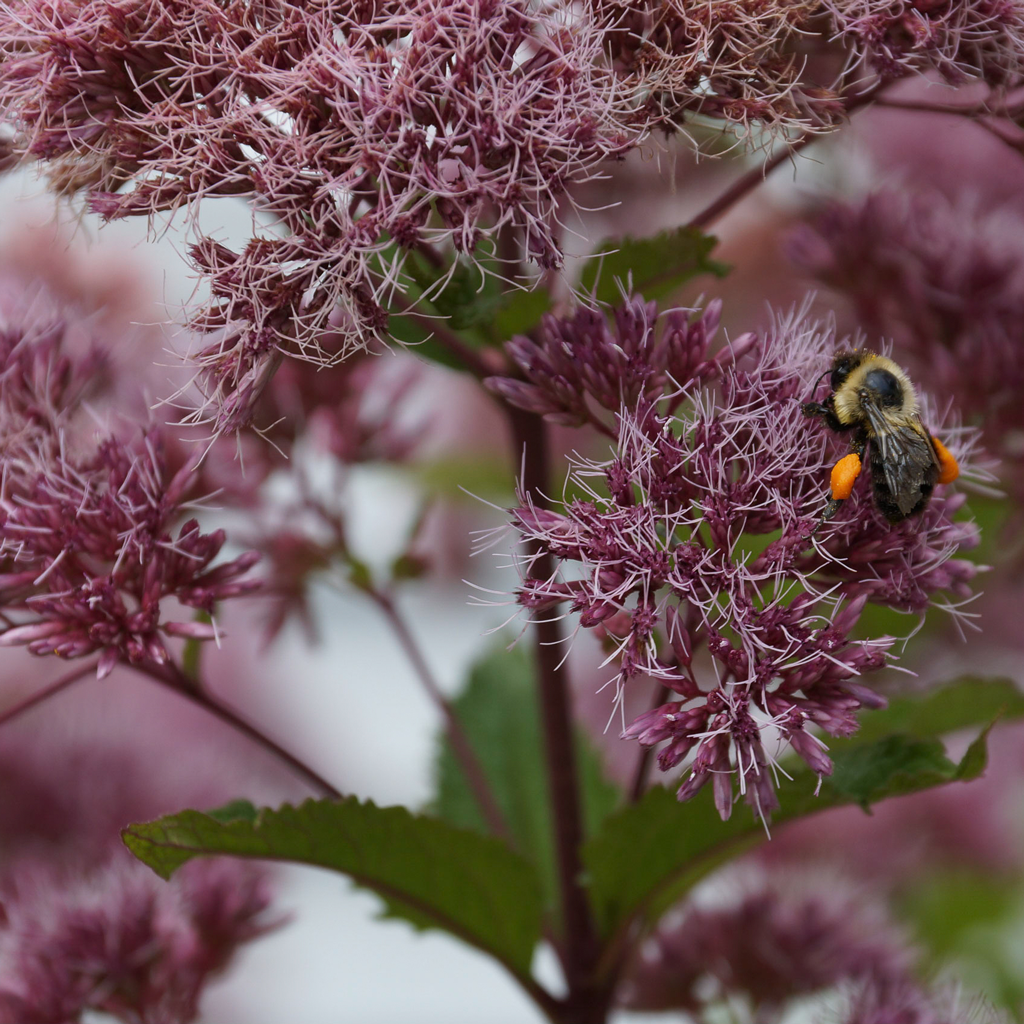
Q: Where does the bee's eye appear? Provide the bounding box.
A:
[863,367,903,407]
[830,364,850,391]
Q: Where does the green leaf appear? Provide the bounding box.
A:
[388,303,472,371]
[180,609,213,682]
[344,556,373,593]
[398,249,515,352]
[579,225,729,306]
[388,552,428,581]
[371,244,464,369]
[903,869,1019,961]
[850,601,921,643]
[387,306,436,345]
[206,799,258,824]
[386,283,484,372]
[583,728,991,942]
[415,455,514,500]
[955,494,1014,570]
[955,724,993,782]
[828,734,979,808]
[493,288,551,338]
[426,261,506,333]
[841,677,1024,747]
[124,796,544,977]
[387,242,551,361]
[432,645,621,921]
[900,869,1024,1014]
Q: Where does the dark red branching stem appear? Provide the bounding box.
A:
[507,406,607,1023]
[873,95,1024,154]
[0,657,344,800]
[139,661,344,801]
[686,83,887,233]
[369,589,513,845]
[387,290,506,380]
[685,133,820,232]
[628,683,671,804]
[0,659,98,729]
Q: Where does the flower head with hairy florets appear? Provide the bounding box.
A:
[839,977,1010,1024]
[0,293,260,679]
[486,295,756,431]
[585,0,848,140]
[621,869,1009,1023]
[0,855,277,1024]
[823,0,1024,84]
[0,285,113,443]
[0,0,641,433]
[620,871,917,1014]
[2,0,978,438]
[498,296,981,819]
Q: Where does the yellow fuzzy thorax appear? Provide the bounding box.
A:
[831,351,919,431]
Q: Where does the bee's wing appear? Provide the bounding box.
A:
[861,402,938,517]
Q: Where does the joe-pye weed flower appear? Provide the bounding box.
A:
[492,296,981,820]
[0,289,260,679]
[0,0,644,431]
[5,0,1020,438]
[0,0,1018,1020]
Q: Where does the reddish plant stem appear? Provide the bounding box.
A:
[507,406,608,1023]
[873,94,1019,117]
[369,588,514,845]
[387,289,505,380]
[139,661,344,801]
[0,659,98,728]
[873,96,1024,153]
[685,133,821,232]
[686,83,887,234]
[628,682,671,804]
[0,657,343,799]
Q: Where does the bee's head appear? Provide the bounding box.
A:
[829,350,867,392]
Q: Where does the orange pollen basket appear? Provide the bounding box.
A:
[829,452,863,500]
[931,437,959,485]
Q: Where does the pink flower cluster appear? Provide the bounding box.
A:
[500,297,980,819]
[4,1,1018,433]
[622,871,1008,1023]
[0,291,259,678]
[486,296,755,429]
[586,0,849,137]
[0,687,287,1024]
[621,873,914,1013]
[823,0,1024,83]
[0,856,275,1024]
[0,0,639,431]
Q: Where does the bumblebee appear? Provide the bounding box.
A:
[801,350,959,529]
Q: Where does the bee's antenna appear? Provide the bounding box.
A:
[809,368,830,396]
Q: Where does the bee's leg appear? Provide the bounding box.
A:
[815,497,845,530]
[812,436,867,534]
[801,400,830,418]
[801,399,846,434]
[930,436,960,484]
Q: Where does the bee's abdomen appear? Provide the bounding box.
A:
[868,446,937,522]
